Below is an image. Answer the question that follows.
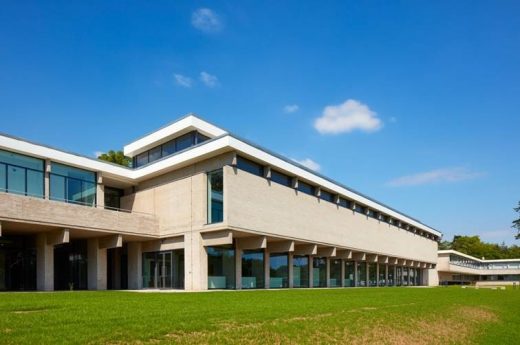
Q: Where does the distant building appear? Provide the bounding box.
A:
[438,250,520,286]
[0,114,441,291]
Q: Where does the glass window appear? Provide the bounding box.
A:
[354,204,366,214]
[0,149,44,197]
[207,246,235,289]
[387,266,395,286]
[330,259,342,287]
[50,163,96,206]
[175,132,195,152]
[356,262,367,287]
[320,190,336,203]
[297,181,315,196]
[148,146,162,163]
[338,198,351,209]
[409,268,415,286]
[396,266,402,286]
[344,261,355,287]
[368,209,377,219]
[105,187,123,210]
[242,250,264,289]
[402,267,409,286]
[135,152,149,167]
[378,264,386,286]
[207,170,223,223]
[161,140,176,157]
[312,257,327,288]
[237,156,264,177]
[270,170,292,187]
[368,263,378,287]
[293,255,309,288]
[269,253,288,288]
[196,132,210,144]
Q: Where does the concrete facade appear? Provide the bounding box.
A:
[0,114,442,291]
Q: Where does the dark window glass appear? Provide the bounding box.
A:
[207,246,235,289]
[136,152,149,167]
[387,265,395,286]
[175,132,195,152]
[54,240,88,290]
[237,156,264,177]
[357,262,367,287]
[338,198,351,209]
[269,253,288,288]
[0,163,5,192]
[344,261,355,287]
[293,255,309,288]
[312,257,327,287]
[207,170,223,223]
[161,140,176,157]
[320,190,335,203]
[270,170,292,187]
[367,209,377,218]
[368,263,377,287]
[50,163,96,206]
[196,132,210,144]
[242,250,264,289]
[105,187,123,210]
[141,250,184,289]
[330,259,342,287]
[0,149,44,197]
[381,214,389,223]
[148,146,162,163]
[297,181,315,196]
[354,204,366,214]
[378,264,386,286]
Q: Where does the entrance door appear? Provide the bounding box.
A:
[158,252,172,289]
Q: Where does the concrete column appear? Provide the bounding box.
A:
[288,252,294,288]
[235,248,242,290]
[326,258,331,288]
[340,259,345,287]
[264,249,270,289]
[44,160,51,199]
[88,238,107,290]
[127,242,142,290]
[185,232,205,291]
[36,233,54,291]
[96,174,104,208]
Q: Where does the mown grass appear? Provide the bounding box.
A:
[0,287,519,344]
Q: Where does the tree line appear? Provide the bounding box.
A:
[439,235,520,260]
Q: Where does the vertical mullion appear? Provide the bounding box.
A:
[24,167,27,196]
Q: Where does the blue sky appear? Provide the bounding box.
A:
[1,1,519,244]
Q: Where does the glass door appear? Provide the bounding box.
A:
[159,252,172,289]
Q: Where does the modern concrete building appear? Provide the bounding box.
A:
[437,250,520,286]
[0,114,442,291]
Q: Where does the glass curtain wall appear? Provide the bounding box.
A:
[142,250,184,289]
[293,255,309,288]
[207,170,223,223]
[378,264,386,286]
[207,246,235,289]
[312,257,327,288]
[0,236,36,291]
[409,268,416,286]
[396,267,402,286]
[269,253,288,288]
[329,259,342,287]
[50,163,96,206]
[344,261,355,287]
[0,149,44,198]
[368,263,377,287]
[402,267,409,286]
[387,266,395,286]
[54,240,88,290]
[357,262,367,287]
[242,250,264,289]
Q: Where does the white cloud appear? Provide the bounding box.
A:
[191,8,222,33]
[387,167,484,187]
[314,99,382,134]
[283,104,299,113]
[174,74,193,88]
[200,71,218,87]
[94,151,104,158]
[292,158,321,172]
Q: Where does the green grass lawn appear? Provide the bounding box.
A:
[1,287,519,344]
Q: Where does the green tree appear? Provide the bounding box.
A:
[513,202,520,240]
[97,150,132,167]
[438,240,452,250]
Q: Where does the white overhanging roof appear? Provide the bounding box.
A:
[0,114,442,237]
[438,250,520,263]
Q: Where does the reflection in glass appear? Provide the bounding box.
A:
[344,261,355,287]
[207,170,223,223]
[378,264,386,286]
[293,255,309,288]
[312,257,327,288]
[329,259,342,287]
[357,262,367,287]
[242,250,264,289]
[269,253,288,288]
[387,266,395,286]
[368,263,378,287]
[207,246,235,289]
